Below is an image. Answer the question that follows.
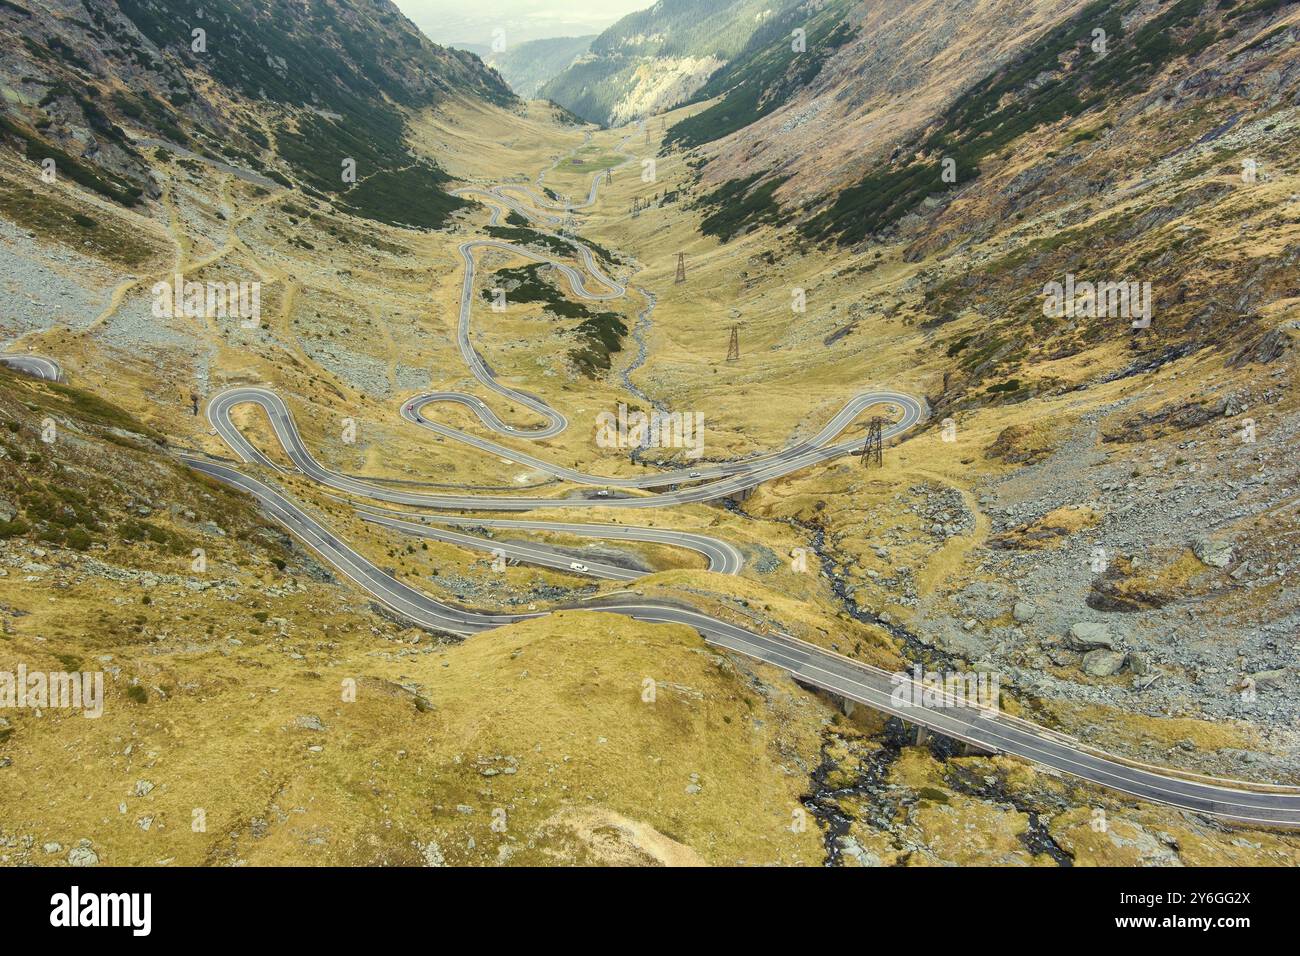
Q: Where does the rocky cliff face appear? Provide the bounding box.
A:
[0,0,514,223]
[539,0,805,126]
[677,0,1298,226]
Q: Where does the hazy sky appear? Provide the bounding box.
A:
[392,0,651,48]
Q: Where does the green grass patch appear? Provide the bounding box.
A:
[556,148,622,173]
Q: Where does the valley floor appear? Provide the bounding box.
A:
[1,93,1298,866]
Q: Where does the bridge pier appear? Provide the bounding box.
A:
[910,724,996,756]
[725,486,753,505]
[771,684,1001,759]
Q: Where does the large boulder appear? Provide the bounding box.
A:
[1013,601,1038,623]
[1192,537,1234,569]
[1067,622,1116,650]
[67,840,99,867]
[1249,668,1289,691]
[939,628,989,661]
[1082,649,1127,677]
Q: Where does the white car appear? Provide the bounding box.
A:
[569,562,589,572]
[595,489,610,497]
[689,471,702,478]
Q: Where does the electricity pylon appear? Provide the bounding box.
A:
[861,416,884,467]
[675,253,686,284]
[726,325,739,363]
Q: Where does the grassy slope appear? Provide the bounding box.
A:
[0,367,833,865]
[4,60,1299,864]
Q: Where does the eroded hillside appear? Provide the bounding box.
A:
[1,0,1298,867]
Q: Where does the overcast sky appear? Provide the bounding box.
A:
[392,0,651,48]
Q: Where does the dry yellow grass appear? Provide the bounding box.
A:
[1,591,831,865]
[5,83,1300,868]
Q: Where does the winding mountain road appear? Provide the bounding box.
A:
[180,128,1300,827]
[206,384,924,509]
[351,504,745,577]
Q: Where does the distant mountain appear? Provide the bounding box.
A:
[451,41,494,59]
[539,0,805,126]
[0,0,515,227]
[486,35,595,99]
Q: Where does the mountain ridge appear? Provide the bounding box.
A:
[0,0,515,226]
[486,34,595,99]
[2,0,1300,870]
[539,0,807,126]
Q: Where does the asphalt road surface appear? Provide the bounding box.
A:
[0,354,62,381]
[181,454,1300,826]
[353,503,744,578]
[206,384,925,510]
[180,129,1300,826]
